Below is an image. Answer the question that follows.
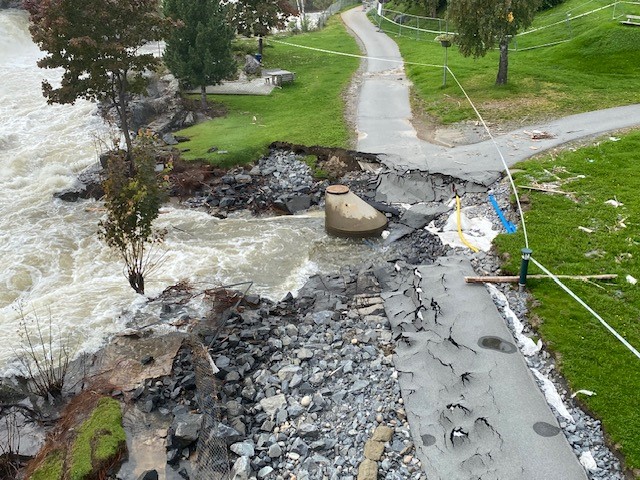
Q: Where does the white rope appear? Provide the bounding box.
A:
[519,2,618,36]
[270,38,441,68]
[444,67,530,249]
[532,257,640,360]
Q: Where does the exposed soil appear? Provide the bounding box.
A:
[180,97,228,120]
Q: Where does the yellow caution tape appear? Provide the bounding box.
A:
[456,195,480,253]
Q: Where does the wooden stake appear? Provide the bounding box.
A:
[519,185,572,195]
[465,274,617,284]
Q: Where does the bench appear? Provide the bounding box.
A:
[263,69,295,86]
[621,14,640,26]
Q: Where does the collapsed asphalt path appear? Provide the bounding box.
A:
[342,6,640,480]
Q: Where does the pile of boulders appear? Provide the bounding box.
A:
[118,267,427,480]
[179,150,328,216]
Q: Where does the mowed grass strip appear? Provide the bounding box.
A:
[494,132,640,472]
[176,16,360,166]
[377,0,640,124]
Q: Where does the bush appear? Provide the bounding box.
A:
[14,308,70,400]
[538,0,565,10]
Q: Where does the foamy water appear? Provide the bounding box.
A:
[0,10,385,375]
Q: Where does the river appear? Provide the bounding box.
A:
[0,9,385,375]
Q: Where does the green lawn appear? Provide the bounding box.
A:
[176,17,359,166]
[494,132,640,473]
[375,0,640,124]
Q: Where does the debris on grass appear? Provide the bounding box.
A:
[578,226,594,233]
[605,199,624,207]
[626,274,637,285]
[571,389,596,398]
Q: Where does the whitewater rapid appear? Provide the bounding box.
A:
[0,10,381,375]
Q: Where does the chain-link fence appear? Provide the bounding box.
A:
[315,0,360,29]
[371,0,640,50]
[372,7,448,41]
[190,341,230,480]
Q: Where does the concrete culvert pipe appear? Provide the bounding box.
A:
[325,185,388,238]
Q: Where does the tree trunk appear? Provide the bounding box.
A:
[200,85,207,110]
[116,73,134,176]
[258,36,263,57]
[128,271,145,295]
[496,38,509,85]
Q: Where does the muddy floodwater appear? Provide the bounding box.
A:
[0,9,391,374]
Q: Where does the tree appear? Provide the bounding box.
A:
[99,140,167,295]
[406,0,446,18]
[232,0,297,57]
[446,0,542,85]
[25,0,172,167]
[163,0,237,109]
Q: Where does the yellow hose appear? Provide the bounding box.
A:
[456,195,480,253]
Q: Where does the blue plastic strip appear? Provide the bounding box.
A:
[489,194,517,234]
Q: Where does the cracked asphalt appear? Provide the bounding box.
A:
[341,6,640,479]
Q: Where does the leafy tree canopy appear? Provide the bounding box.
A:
[99,136,168,295]
[232,0,297,38]
[25,0,173,159]
[447,0,540,58]
[447,0,541,84]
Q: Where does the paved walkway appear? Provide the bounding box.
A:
[342,7,640,189]
[341,6,640,480]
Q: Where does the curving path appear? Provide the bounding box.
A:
[340,6,640,480]
[342,7,640,198]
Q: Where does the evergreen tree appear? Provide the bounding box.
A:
[163,0,237,109]
[447,0,542,85]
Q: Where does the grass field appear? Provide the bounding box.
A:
[175,17,359,166]
[375,0,640,124]
[494,132,640,473]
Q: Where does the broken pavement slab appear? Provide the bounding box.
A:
[399,203,451,230]
[377,256,588,480]
[374,162,488,205]
[91,332,187,392]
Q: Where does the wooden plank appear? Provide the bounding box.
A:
[465,274,618,284]
[519,184,573,195]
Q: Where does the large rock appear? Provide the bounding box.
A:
[259,394,287,419]
[137,471,159,480]
[170,412,203,448]
[357,459,378,480]
[231,456,252,480]
[102,73,191,135]
[285,194,312,214]
[244,55,261,75]
[54,163,104,202]
[0,0,22,8]
[372,425,394,442]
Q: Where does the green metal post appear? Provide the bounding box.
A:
[519,248,533,292]
[442,45,448,87]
